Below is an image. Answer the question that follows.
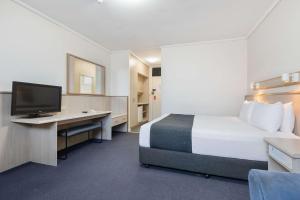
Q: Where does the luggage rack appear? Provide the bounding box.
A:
[58,122,103,160]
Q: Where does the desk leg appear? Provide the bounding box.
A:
[95,114,112,141]
[29,123,57,166]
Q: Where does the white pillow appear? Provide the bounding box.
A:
[280,102,295,133]
[239,101,255,123]
[250,102,283,132]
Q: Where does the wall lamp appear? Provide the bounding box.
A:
[281,73,300,83]
[250,82,260,90]
[281,73,290,83]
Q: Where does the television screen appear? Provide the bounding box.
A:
[11,81,62,116]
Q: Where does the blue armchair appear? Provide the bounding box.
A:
[248,169,300,200]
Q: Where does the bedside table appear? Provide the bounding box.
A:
[264,137,300,173]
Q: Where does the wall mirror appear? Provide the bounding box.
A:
[67,54,105,95]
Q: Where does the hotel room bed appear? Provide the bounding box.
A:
[139,114,297,180]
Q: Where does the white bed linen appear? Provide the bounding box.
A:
[139,114,298,162]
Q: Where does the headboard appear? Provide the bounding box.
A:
[245,92,300,136]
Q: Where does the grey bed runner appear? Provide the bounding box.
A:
[150,114,194,153]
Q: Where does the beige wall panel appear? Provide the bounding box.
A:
[0,94,30,172]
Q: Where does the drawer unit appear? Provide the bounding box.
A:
[269,145,293,170]
[112,115,127,127]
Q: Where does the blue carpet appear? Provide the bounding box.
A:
[0,133,249,200]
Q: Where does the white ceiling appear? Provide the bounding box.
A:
[19,0,277,51]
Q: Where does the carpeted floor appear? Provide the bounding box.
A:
[0,133,250,200]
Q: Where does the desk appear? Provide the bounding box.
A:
[11,111,111,167]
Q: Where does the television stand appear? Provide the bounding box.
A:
[25,113,54,119]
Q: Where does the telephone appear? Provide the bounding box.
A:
[82,109,97,114]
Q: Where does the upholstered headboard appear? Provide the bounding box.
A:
[245,92,300,136]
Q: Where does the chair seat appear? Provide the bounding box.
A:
[59,123,102,137]
[249,169,300,200]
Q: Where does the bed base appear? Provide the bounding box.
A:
[139,147,267,180]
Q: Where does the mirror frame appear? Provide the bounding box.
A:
[66,53,106,96]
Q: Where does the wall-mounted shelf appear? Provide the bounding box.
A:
[138,102,149,106]
[138,72,148,79]
[137,72,149,124]
[137,91,143,95]
[252,71,300,91]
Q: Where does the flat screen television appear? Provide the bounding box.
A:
[11,81,62,117]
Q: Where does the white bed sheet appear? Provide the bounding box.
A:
[139,114,298,161]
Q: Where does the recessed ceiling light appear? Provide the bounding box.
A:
[145,57,159,64]
[97,0,104,4]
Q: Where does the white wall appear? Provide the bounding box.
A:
[0,0,110,93]
[109,51,130,96]
[247,0,300,92]
[161,39,247,116]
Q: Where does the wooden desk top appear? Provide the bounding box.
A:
[11,111,112,125]
[265,137,300,159]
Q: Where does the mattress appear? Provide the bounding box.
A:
[139,114,298,162]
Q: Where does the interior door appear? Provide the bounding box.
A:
[150,76,161,119]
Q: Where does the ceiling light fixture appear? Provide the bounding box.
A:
[145,57,159,64]
[97,0,104,4]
